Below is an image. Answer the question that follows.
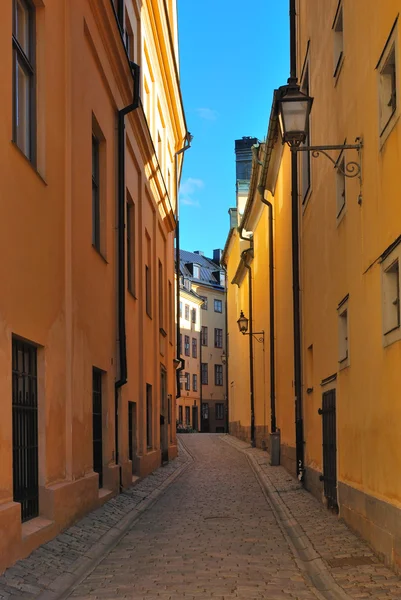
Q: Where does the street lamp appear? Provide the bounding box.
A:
[237,311,264,345]
[277,79,313,148]
[277,80,363,180]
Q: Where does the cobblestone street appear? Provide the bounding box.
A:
[1,435,401,600]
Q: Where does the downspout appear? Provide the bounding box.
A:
[241,248,255,447]
[174,135,192,399]
[260,195,276,434]
[115,63,140,480]
[289,0,305,481]
[223,267,229,433]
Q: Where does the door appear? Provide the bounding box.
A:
[128,401,137,473]
[319,389,338,510]
[92,369,103,488]
[201,403,209,433]
[192,406,198,431]
[12,338,39,522]
[160,367,169,463]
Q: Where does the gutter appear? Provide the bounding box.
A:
[115,62,140,480]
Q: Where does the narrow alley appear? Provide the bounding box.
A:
[1,436,401,600]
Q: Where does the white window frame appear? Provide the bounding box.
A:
[381,244,401,347]
[332,1,344,80]
[337,296,349,369]
[377,20,399,147]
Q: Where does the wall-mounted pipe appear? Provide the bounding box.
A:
[115,63,140,474]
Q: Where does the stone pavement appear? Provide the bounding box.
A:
[1,435,401,600]
[222,435,401,600]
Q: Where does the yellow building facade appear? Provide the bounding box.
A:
[0,0,186,572]
[224,0,401,571]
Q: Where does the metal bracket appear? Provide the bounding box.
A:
[242,331,265,345]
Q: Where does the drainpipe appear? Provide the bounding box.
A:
[115,63,140,479]
[240,247,256,447]
[223,266,229,433]
[289,0,305,481]
[260,195,276,434]
[174,134,192,399]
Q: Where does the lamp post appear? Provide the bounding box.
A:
[237,311,264,448]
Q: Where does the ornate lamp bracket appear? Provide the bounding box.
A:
[242,331,265,346]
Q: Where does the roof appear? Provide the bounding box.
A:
[178,249,225,291]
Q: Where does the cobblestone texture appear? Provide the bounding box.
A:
[223,435,401,600]
[68,434,318,600]
[2,434,401,600]
[0,448,188,600]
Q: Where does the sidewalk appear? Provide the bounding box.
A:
[0,445,190,600]
[221,434,401,600]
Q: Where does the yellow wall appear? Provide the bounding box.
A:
[0,0,185,572]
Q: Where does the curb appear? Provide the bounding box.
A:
[36,441,193,600]
[220,435,352,600]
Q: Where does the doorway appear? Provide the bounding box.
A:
[160,366,169,463]
[319,389,338,511]
[128,401,137,473]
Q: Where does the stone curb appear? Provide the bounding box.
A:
[36,441,193,600]
[220,435,352,600]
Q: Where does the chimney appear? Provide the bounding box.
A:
[213,249,223,264]
[193,250,204,256]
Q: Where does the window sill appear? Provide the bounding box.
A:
[11,141,47,186]
[92,245,108,264]
[383,325,401,348]
[128,289,137,300]
[379,111,400,151]
[159,328,167,337]
[22,516,54,541]
[338,358,349,371]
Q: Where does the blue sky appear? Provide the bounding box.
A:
[177,0,290,258]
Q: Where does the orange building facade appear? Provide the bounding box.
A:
[0,0,186,572]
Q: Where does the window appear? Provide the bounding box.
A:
[192,337,197,358]
[185,406,190,425]
[145,234,152,317]
[201,326,208,346]
[146,384,152,447]
[169,281,173,341]
[382,249,401,347]
[191,308,197,324]
[185,304,190,320]
[178,405,183,423]
[300,60,311,203]
[201,403,209,419]
[201,363,208,385]
[338,296,349,368]
[214,328,223,348]
[113,0,124,26]
[200,296,208,310]
[192,374,198,392]
[184,335,190,356]
[215,364,223,386]
[179,301,182,317]
[378,23,398,139]
[333,2,344,77]
[127,198,135,295]
[184,372,190,391]
[159,261,164,330]
[124,8,134,60]
[215,403,224,420]
[336,158,346,218]
[193,264,200,279]
[214,299,222,313]
[12,0,35,162]
[92,135,101,251]
[179,334,182,356]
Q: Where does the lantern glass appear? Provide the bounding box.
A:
[237,311,249,334]
[278,83,313,147]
